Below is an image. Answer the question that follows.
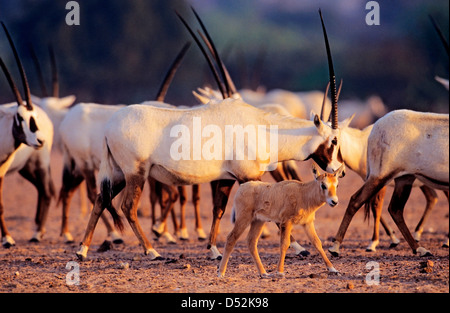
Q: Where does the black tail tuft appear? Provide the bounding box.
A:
[100,179,124,232]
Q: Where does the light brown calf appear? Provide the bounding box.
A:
[218,163,344,278]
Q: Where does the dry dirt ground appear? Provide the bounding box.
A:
[0,151,448,294]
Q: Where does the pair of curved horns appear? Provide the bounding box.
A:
[319,9,339,129]
[1,22,33,110]
[176,7,234,99]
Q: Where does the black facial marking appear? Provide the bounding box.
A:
[331,137,337,146]
[29,116,38,133]
[306,140,335,171]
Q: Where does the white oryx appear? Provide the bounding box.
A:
[331,115,448,252]
[0,22,52,247]
[58,42,192,244]
[75,9,348,261]
[329,109,449,257]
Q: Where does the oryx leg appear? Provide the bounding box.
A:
[76,178,125,261]
[247,219,268,278]
[387,175,432,257]
[159,184,178,244]
[304,221,338,273]
[192,184,206,240]
[218,207,254,278]
[78,181,89,217]
[330,178,390,257]
[275,222,309,256]
[208,179,235,260]
[178,185,189,240]
[0,177,15,248]
[121,174,162,259]
[148,177,158,225]
[366,187,387,252]
[58,165,85,243]
[274,221,293,278]
[82,169,123,244]
[151,182,178,244]
[18,163,54,243]
[413,185,438,242]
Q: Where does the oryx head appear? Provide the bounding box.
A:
[1,21,45,149]
[312,162,345,207]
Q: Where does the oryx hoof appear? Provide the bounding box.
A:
[30,231,45,243]
[328,242,341,257]
[260,273,271,279]
[145,248,164,260]
[271,272,285,279]
[196,228,207,241]
[328,250,340,257]
[208,245,223,260]
[328,267,340,276]
[416,247,433,257]
[389,242,399,249]
[76,245,89,261]
[298,250,310,257]
[2,236,15,249]
[97,240,113,252]
[180,228,189,241]
[62,232,75,244]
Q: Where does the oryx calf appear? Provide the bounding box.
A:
[218,164,345,278]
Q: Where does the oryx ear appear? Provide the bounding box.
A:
[312,113,324,133]
[312,162,321,179]
[334,163,346,178]
[52,95,76,109]
[340,113,355,129]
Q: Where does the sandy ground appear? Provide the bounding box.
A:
[0,151,448,294]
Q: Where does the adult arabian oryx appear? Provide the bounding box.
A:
[329,109,448,257]
[329,14,449,257]
[76,9,348,261]
[0,22,52,247]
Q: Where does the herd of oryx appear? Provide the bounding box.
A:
[0,8,448,279]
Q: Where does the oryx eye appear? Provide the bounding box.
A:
[29,116,38,133]
[331,137,337,146]
[321,183,327,190]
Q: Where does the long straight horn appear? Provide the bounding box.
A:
[318,9,338,129]
[429,15,449,56]
[175,11,226,99]
[0,57,24,105]
[328,79,343,122]
[48,44,59,97]
[1,22,33,110]
[155,41,191,102]
[191,7,233,97]
[197,30,237,95]
[28,44,49,97]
